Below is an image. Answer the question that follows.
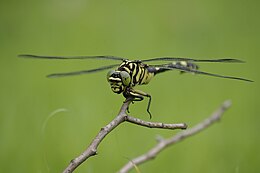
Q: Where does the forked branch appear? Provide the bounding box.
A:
[63,99,187,173]
[118,100,232,173]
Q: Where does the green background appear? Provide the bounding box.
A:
[0,0,259,172]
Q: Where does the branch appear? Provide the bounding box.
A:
[126,115,187,130]
[118,100,232,173]
[63,99,187,173]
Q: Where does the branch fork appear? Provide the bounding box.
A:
[63,99,231,173]
[63,99,187,173]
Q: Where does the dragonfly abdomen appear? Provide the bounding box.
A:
[151,61,199,75]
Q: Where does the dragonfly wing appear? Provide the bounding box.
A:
[158,65,253,82]
[47,64,119,78]
[142,57,244,63]
[18,54,125,61]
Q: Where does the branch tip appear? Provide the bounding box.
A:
[181,123,188,129]
[223,100,232,109]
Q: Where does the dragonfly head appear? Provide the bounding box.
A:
[107,70,131,94]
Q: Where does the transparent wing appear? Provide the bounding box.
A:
[18,54,126,61]
[47,64,119,78]
[157,64,253,82]
[142,57,244,63]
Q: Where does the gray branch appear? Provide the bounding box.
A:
[62,99,187,173]
[118,100,232,173]
[126,115,187,129]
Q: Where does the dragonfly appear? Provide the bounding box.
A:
[19,54,253,118]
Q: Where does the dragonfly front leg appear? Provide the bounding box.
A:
[126,89,152,119]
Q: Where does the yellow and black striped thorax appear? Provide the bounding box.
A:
[107,60,155,94]
[118,60,155,86]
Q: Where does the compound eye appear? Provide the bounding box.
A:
[107,70,116,81]
[119,71,131,86]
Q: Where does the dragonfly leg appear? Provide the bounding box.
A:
[146,95,152,119]
[128,89,152,119]
[126,106,130,113]
[124,96,134,114]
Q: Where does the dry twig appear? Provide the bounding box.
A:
[63,99,187,173]
[118,100,232,173]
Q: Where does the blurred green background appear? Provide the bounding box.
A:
[0,0,259,172]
